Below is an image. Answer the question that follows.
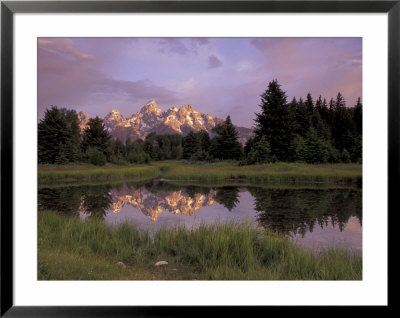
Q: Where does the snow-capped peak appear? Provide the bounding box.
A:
[105,109,123,121]
[178,104,193,113]
[140,100,162,116]
[77,100,253,144]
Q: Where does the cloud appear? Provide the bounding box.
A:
[351,56,362,67]
[191,38,210,46]
[179,78,197,91]
[94,78,180,105]
[158,38,189,55]
[208,55,223,69]
[38,37,362,127]
[38,38,95,61]
[38,44,180,119]
[248,38,362,104]
[236,60,254,72]
[157,38,212,56]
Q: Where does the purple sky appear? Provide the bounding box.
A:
[38,37,362,128]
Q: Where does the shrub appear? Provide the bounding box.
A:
[127,150,150,164]
[87,147,107,166]
[110,155,128,166]
[341,149,351,163]
[190,150,211,162]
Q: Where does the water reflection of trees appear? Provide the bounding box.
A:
[38,187,82,216]
[248,188,362,236]
[214,187,240,211]
[39,182,361,234]
[80,186,113,219]
[38,184,113,219]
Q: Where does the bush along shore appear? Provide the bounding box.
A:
[38,161,362,185]
[38,211,362,280]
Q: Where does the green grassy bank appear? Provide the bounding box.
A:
[38,163,160,183]
[156,161,362,184]
[38,161,362,185]
[38,211,362,280]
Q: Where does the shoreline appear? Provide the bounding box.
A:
[38,161,362,185]
[38,211,362,281]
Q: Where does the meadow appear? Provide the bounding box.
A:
[38,161,362,185]
[38,211,362,280]
[38,163,160,183]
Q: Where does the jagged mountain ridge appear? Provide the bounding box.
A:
[109,187,217,221]
[78,100,253,144]
[77,184,217,222]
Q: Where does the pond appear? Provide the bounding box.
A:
[38,180,362,252]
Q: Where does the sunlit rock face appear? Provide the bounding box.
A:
[111,201,124,214]
[104,185,218,221]
[104,109,124,131]
[78,100,253,144]
[77,111,89,132]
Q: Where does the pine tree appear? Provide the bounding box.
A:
[315,95,330,125]
[87,147,107,166]
[182,131,201,159]
[304,128,330,163]
[143,132,156,159]
[82,116,112,160]
[327,98,335,127]
[254,79,294,161]
[305,92,314,115]
[244,137,256,157]
[291,135,308,162]
[38,106,81,164]
[294,97,311,138]
[209,116,243,160]
[311,110,330,140]
[353,97,362,134]
[197,130,211,153]
[341,148,351,163]
[113,138,125,158]
[335,92,346,109]
[255,136,271,163]
[331,93,356,151]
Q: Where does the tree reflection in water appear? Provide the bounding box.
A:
[214,187,240,211]
[248,187,362,237]
[38,182,361,236]
[39,184,113,219]
[80,185,113,219]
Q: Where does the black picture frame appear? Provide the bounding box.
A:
[1,0,396,316]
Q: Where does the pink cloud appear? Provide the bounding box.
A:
[38,38,95,61]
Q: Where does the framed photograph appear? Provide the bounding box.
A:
[1,0,396,315]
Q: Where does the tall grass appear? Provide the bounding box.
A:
[38,211,362,280]
[156,161,362,184]
[38,163,159,183]
[38,161,361,185]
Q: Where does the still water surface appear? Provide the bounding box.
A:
[38,180,362,251]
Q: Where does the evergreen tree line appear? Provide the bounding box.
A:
[37,107,146,165]
[38,79,361,165]
[244,79,362,164]
[38,106,243,165]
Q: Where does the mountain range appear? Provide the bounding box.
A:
[76,184,217,221]
[77,100,253,144]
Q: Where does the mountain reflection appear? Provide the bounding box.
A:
[110,184,217,221]
[38,182,361,236]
